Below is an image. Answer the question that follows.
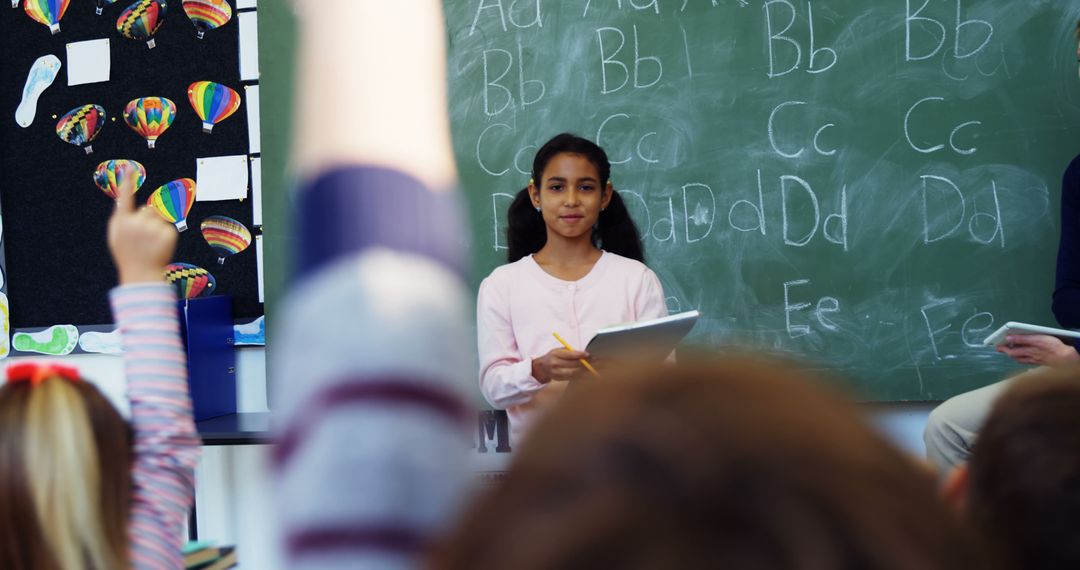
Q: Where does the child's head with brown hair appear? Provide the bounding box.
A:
[0,365,132,570]
[961,365,1080,570]
[432,356,995,570]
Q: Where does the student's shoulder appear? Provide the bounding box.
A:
[603,252,656,279]
[481,257,533,288]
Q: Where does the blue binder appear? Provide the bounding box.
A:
[178,296,237,421]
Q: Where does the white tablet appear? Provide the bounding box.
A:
[585,310,700,362]
[982,321,1080,346]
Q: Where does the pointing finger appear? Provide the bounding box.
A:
[115,177,136,213]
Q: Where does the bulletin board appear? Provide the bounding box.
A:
[0,0,264,357]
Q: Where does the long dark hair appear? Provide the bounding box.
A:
[506,133,644,263]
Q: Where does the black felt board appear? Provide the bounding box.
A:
[0,0,260,329]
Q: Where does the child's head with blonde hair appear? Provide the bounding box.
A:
[0,364,132,570]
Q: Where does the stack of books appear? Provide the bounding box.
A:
[183,541,238,570]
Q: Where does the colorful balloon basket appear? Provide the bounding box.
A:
[49,23,59,34]
[202,122,214,133]
[83,145,94,155]
[147,139,156,149]
[175,220,188,232]
[147,38,156,49]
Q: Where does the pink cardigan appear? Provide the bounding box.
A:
[477,252,667,446]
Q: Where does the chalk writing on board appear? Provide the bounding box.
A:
[784,279,841,338]
[763,0,837,78]
[920,176,1004,248]
[470,0,543,36]
[482,42,546,116]
[905,0,993,63]
[768,100,838,158]
[904,96,981,155]
[596,25,664,93]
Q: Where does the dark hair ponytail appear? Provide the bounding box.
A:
[595,191,644,262]
[506,133,645,263]
[507,188,547,263]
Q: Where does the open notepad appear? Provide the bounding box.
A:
[585,310,700,362]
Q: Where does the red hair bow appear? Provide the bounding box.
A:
[6,362,82,386]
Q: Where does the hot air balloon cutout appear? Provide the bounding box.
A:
[117,0,167,49]
[96,0,117,15]
[123,97,176,149]
[24,0,70,34]
[201,215,251,264]
[93,160,146,200]
[165,263,216,299]
[56,104,106,154]
[188,81,240,133]
[148,178,196,232]
[182,0,231,39]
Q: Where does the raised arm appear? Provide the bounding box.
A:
[108,180,200,569]
[273,3,474,568]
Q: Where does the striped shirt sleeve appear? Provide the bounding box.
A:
[273,166,474,569]
[111,283,201,570]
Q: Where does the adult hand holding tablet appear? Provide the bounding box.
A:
[983,322,1080,366]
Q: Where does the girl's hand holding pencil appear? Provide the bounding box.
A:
[530,334,601,383]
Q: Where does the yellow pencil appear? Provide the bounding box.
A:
[552,332,601,378]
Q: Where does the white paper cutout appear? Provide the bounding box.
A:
[15,55,61,128]
[237,0,256,8]
[238,11,260,80]
[233,315,264,345]
[244,84,261,153]
[79,329,123,354]
[250,156,263,227]
[66,38,111,86]
[195,155,249,202]
[256,234,264,303]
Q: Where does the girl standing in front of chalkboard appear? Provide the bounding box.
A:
[478,133,668,446]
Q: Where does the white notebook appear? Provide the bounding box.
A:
[585,310,700,361]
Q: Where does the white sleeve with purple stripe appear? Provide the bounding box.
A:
[272,166,475,569]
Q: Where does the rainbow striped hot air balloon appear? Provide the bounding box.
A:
[165,263,215,299]
[94,160,146,200]
[148,178,196,232]
[188,81,241,133]
[56,105,106,154]
[200,215,251,264]
[117,0,167,49]
[24,0,70,34]
[96,0,117,15]
[123,97,176,149]
[182,0,231,39]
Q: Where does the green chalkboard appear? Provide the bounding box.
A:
[444,0,1080,401]
[256,0,297,347]
[259,1,1080,401]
